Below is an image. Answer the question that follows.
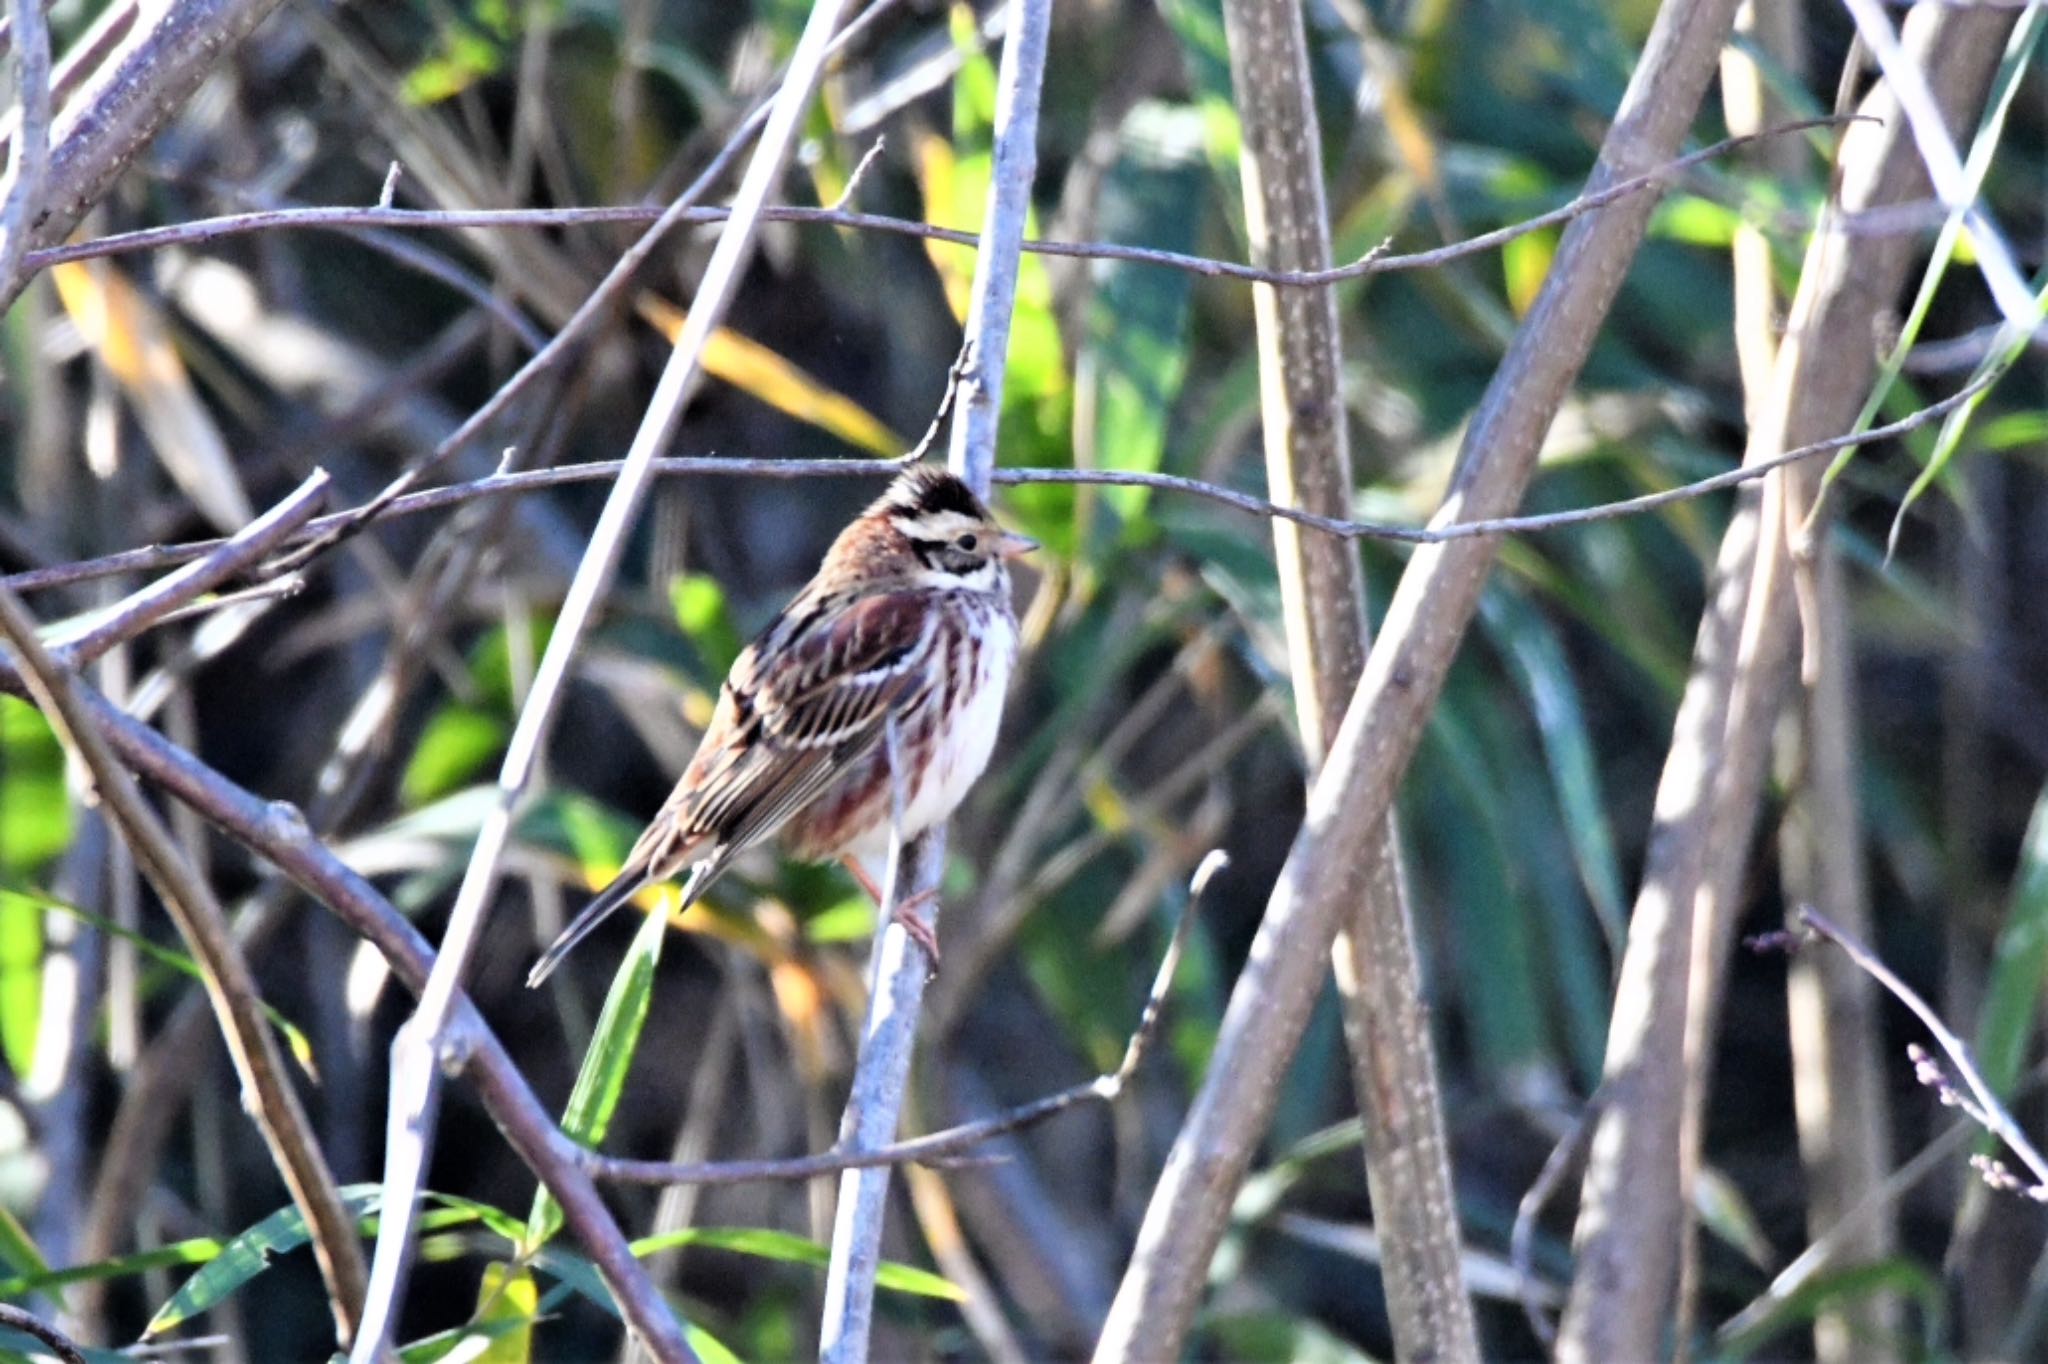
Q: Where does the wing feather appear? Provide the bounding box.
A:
[653,590,934,869]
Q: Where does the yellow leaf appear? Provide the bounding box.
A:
[1082,774,1131,835]
[51,261,254,531]
[912,130,978,320]
[1502,228,1557,318]
[636,295,903,457]
[472,1261,538,1363]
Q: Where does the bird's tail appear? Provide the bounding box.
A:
[525,859,723,988]
[526,870,644,988]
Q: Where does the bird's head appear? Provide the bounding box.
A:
[832,464,1037,592]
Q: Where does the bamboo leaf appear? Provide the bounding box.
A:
[521,901,669,1251]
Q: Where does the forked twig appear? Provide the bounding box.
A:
[0,584,368,1344]
[1785,907,2048,1193]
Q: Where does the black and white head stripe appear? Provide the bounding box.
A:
[878,464,989,522]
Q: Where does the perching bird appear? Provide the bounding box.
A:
[526,465,1035,987]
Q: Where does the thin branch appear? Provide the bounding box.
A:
[1,374,1995,601]
[21,119,1855,289]
[1511,1098,1604,1348]
[1217,0,1476,1353]
[48,472,329,669]
[1794,907,2048,1190]
[590,852,1220,1188]
[0,585,368,1345]
[0,1304,86,1364]
[820,2,1053,1355]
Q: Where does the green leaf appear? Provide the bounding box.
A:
[1412,691,1555,1088]
[1718,1257,1944,1360]
[1816,7,2044,504]
[0,1204,54,1296]
[0,889,40,1080]
[669,573,743,678]
[144,1186,518,1335]
[1479,588,1627,956]
[0,696,71,876]
[625,1226,966,1303]
[146,1189,378,1334]
[1694,1164,1774,1271]
[0,1238,222,1302]
[1074,102,1205,535]
[1887,269,2048,557]
[0,885,317,1076]
[401,705,509,808]
[522,903,668,1251]
[471,1260,538,1364]
[1975,780,2048,1100]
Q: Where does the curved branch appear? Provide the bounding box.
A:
[22,120,1853,290]
[0,370,1991,607]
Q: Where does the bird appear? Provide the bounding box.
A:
[526,464,1036,987]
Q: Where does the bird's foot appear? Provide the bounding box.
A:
[890,888,941,973]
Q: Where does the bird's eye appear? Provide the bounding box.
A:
[955,533,979,552]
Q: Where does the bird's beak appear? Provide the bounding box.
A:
[996,531,1039,559]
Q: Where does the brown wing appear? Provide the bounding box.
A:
[624,589,934,886]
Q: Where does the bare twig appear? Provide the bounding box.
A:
[1,376,1994,602]
[47,472,329,670]
[1511,1099,1605,1348]
[591,852,1219,1188]
[0,586,368,1345]
[351,3,862,1360]
[820,3,1052,1357]
[1795,907,2048,1191]
[0,1304,86,1364]
[22,119,1853,289]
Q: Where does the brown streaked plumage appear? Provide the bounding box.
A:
[526,465,1034,987]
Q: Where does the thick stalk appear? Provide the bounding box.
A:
[1220,0,1475,1357]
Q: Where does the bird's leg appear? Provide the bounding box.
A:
[841,856,941,967]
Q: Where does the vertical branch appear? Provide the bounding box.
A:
[818,2,1052,1358]
[1219,0,1476,1357]
[1094,0,1745,1358]
[353,1,858,1358]
[1557,8,2018,1360]
[1714,9,1899,1363]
